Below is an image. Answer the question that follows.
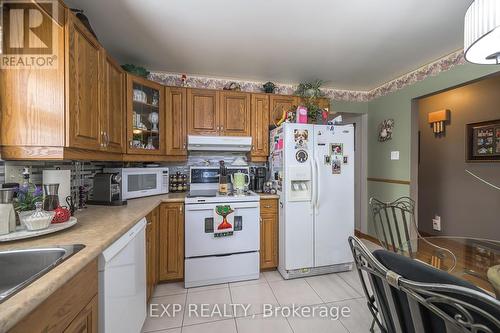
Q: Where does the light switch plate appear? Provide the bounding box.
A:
[390,151,400,160]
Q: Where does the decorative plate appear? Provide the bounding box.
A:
[0,217,78,242]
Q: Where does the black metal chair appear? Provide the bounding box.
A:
[348,236,500,333]
[369,196,456,271]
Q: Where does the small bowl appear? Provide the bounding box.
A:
[19,210,55,231]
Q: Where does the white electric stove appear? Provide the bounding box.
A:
[184,166,260,288]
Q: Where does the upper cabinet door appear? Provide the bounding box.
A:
[251,94,269,158]
[166,87,187,156]
[187,89,220,135]
[67,14,102,150]
[126,75,165,155]
[296,97,330,112]
[269,95,298,126]
[317,97,330,112]
[219,92,251,136]
[101,55,124,153]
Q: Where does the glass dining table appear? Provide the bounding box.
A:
[395,236,500,297]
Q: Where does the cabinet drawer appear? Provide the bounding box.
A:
[9,260,98,333]
[260,199,278,215]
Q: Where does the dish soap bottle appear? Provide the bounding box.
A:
[218,160,228,195]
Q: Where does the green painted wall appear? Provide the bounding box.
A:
[367,64,498,182]
[332,63,499,236]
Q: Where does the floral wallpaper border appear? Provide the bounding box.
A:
[149,50,466,103]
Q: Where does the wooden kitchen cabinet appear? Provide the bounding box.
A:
[63,296,98,333]
[187,89,220,135]
[219,91,251,136]
[159,202,185,281]
[100,54,125,153]
[126,75,165,155]
[166,87,188,157]
[67,12,102,151]
[296,97,331,112]
[250,94,270,161]
[146,207,160,301]
[260,198,279,270]
[0,5,123,161]
[317,97,331,111]
[9,260,98,333]
[187,89,252,137]
[269,95,299,126]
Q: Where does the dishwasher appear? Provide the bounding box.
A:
[99,218,147,333]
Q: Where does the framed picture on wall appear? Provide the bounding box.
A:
[466,119,500,162]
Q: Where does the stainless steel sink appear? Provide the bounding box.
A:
[0,244,85,303]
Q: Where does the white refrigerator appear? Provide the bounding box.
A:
[269,123,354,279]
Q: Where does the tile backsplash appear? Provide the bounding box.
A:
[0,160,111,202]
[0,152,267,202]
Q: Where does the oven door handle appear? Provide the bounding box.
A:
[185,205,259,212]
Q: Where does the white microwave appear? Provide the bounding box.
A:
[104,167,169,200]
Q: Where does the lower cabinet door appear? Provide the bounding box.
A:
[63,295,98,333]
[159,203,184,281]
[151,207,160,288]
[260,213,278,270]
[146,207,160,301]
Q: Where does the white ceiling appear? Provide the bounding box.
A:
[65,0,471,90]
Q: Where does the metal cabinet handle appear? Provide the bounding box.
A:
[264,205,272,208]
[105,132,110,146]
[129,140,133,148]
[260,217,263,223]
[100,131,105,147]
[220,126,224,131]
[179,205,183,212]
[183,143,186,149]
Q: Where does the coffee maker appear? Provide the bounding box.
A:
[89,173,126,205]
[251,167,267,193]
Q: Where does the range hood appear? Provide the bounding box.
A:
[187,135,252,152]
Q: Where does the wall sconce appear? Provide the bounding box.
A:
[428,109,450,135]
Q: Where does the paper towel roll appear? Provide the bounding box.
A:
[43,169,71,206]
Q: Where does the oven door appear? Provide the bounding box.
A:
[122,171,161,199]
[185,201,260,257]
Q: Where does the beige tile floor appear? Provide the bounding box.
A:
[142,239,382,333]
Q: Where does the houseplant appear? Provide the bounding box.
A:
[294,80,326,123]
[14,184,43,213]
[14,184,45,228]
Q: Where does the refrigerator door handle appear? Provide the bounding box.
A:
[314,155,320,210]
[310,156,316,211]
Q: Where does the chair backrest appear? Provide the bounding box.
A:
[369,196,416,255]
[348,236,500,333]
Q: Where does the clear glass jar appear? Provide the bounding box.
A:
[20,202,55,231]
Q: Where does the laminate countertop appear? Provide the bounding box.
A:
[0,193,185,333]
[0,191,279,331]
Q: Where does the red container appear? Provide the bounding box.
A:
[52,205,71,223]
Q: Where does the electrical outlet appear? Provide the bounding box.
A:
[4,165,27,185]
[432,215,441,231]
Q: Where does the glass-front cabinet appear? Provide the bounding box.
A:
[126,75,165,154]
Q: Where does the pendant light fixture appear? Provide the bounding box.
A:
[464,0,500,64]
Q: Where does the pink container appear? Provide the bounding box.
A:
[296,106,308,124]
